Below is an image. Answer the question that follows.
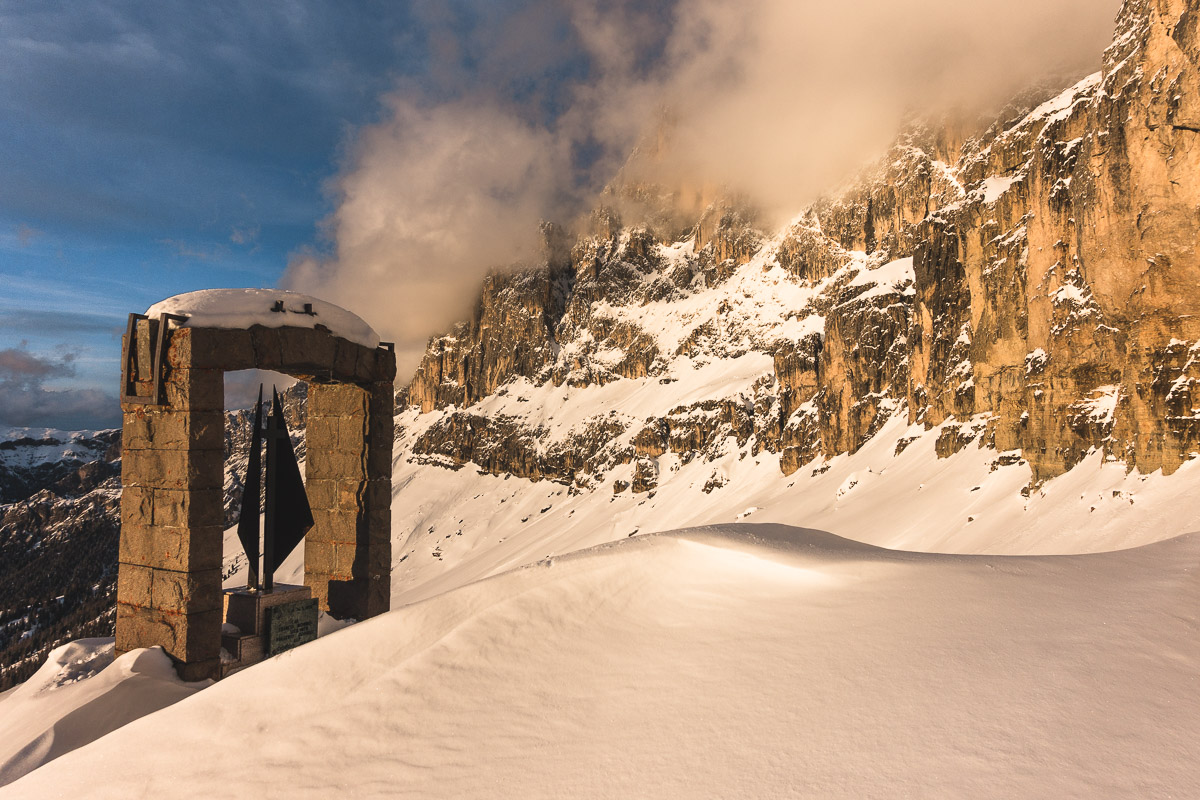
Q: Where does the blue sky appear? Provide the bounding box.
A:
[0,0,553,429]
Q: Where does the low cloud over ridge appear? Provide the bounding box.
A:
[0,347,119,430]
[287,0,1120,379]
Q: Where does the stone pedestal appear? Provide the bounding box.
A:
[220,584,313,678]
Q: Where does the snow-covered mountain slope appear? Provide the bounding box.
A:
[400,0,1200,580]
[0,429,118,504]
[391,410,1200,607]
[389,0,1200,602]
[0,430,122,691]
[7,525,1199,798]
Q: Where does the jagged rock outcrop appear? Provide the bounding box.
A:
[403,0,1199,491]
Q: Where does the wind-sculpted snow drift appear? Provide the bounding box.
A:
[4,525,1199,797]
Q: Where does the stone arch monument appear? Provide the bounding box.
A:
[116,290,396,680]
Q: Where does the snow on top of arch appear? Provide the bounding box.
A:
[145,289,381,349]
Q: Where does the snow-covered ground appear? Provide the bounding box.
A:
[0,641,202,787]
[4,524,1198,798]
[5,346,1199,794]
[388,408,1200,607]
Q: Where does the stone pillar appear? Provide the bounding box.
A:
[304,372,393,619]
[116,324,225,681]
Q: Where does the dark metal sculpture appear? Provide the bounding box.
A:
[236,385,315,592]
[235,386,264,589]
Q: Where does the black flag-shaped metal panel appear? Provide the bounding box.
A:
[235,386,264,590]
[264,387,314,587]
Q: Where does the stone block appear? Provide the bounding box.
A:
[167,327,255,371]
[148,488,223,528]
[332,339,361,382]
[336,480,364,512]
[366,541,390,577]
[366,573,390,617]
[366,437,392,477]
[353,349,378,384]
[119,523,222,572]
[332,542,360,576]
[367,507,391,545]
[123,409,224,452]
[311,508,358,545]
[221,632,264,665]
[120,486,153,527]
[248,326,285,370]
[151,568,221,614]
[337,416,367,451]
[281,327,336,376]
[326,579,366,620]
[363,479,391,512]
[369,384,395,433]
[374,347,397,382]
[304,540,336,577]
[117,522,158,567]
[310,383,367,417]
[163,368,223,412]
[122,448,223,490]
[115,604,220,665]
[304,574,331,611]
[307,448,366,481]
[115,602,153,654]
[305,416,338,450]
[117,562,153,608]
[305,478,337,510]
[176,658,220,682]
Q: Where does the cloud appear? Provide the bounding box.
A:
[157,238,227,262]
[287,0,1120,380]
[635,0,1120,220]
[230,224,260,246]
[284,95,573,372]
[0,309,124,337]
[0,347,73,384]
[15,223,41,247]
[0,346,119,429]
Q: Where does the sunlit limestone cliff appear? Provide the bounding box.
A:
[387,0,1200,591]
[404,0,1199,490]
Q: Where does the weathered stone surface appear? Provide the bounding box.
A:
[115,603,220,670]
[122,448,223,491]
[118,318,395,676]
[118,522,223,572]
[169,327,254,372]
[150,568,221,614]
[162,368,224,412]
[123,408,224,452]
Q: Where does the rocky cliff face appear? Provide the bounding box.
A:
[403,0,1200,493]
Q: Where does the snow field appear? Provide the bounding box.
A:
[6,525,1199,798]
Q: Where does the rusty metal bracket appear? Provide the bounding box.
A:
[120,312,188,405]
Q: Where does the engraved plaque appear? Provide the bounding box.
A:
[267,598,319,655]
